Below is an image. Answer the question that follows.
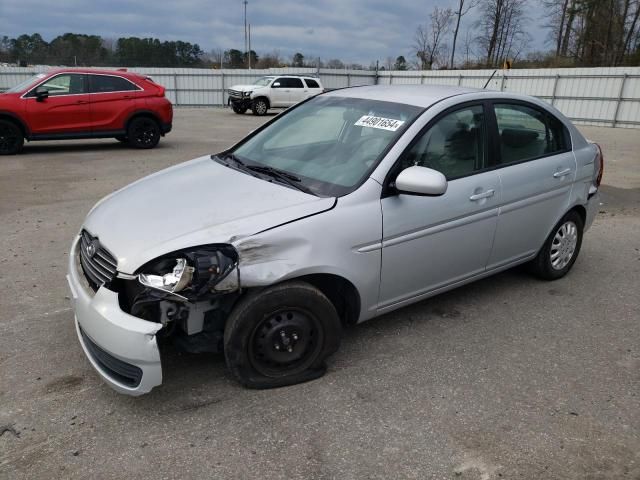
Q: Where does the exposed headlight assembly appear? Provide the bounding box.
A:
[137,246,239,299]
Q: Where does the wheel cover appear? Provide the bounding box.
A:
[550,220,578,270]
[255,101,267,114]
[132,120,158,146]
[0,124,20,152]
[249,308,323,377]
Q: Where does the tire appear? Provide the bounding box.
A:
[232,104,248,114]
[529,210,584,280]
[0,119,24,155]
[127,117,160,149]
[115,135,128,143]
[224,281,341,389]
[251,98,268,116]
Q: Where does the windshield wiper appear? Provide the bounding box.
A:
[245,165,315,195]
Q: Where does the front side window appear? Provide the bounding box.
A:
[231,96,422,196]
[494,103,567,165]
[30,74,87,96]
[89,75,139,93]
[400,105,486,180]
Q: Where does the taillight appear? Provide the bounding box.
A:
[594,143,604,187]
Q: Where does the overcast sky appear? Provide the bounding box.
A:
[1,0,548,65]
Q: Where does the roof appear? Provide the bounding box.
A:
[325,84,482,108]
[45,68,144,78]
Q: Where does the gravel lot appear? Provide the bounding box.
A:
[1,108,639,479]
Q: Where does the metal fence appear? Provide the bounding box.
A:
[2,65,640,128]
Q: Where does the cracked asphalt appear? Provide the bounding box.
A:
[1,109,639,479]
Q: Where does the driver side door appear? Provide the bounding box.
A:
[24,73,91,135]
[378,103,501,310]
[270,78,290,107]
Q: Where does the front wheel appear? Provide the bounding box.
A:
[127,117,160,149]
[251,98,268,116]
[232,104,248,114]
[0,119,24,155]
[224,281,341,389]
[529,211,584,280]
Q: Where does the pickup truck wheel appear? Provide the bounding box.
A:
[0,120,24,155]
[232,104,248,114]
[251,99,268,116]
[529,211,584,280]
[127,117,160,149]
[224,281,341,389]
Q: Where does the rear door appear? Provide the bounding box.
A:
[24,73,90,135]
[303,78,323,98]
[88,74,141,133]
[486,101,576,269]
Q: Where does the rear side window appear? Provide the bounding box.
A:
[494,103,568,165]
[400,105,486,180]
[304,79,320,89]
[89,75,139,93]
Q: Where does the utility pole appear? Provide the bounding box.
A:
[243,0,248,68]
[248,24,252,70]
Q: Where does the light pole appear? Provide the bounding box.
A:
[243,0,248,68]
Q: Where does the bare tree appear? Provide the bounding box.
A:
[450,0,480,68]
[477,0,529,66]
[413,7,454,70]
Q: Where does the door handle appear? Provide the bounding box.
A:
[553,168,572,178]
[469,189,495,201]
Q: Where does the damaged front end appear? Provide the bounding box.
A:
[114,245,241,353]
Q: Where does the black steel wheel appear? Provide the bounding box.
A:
[0,119,24,155]
[127,117,160,149]
[224,281,341,389]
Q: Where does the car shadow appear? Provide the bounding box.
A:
[22,141,169,155]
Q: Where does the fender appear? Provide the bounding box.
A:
[0,110,31,137]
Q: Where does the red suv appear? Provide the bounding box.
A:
[0,68,173,154]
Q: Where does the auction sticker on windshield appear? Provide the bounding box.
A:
[355,115,405,131]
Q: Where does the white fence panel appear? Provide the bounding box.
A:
[1,65,640,127]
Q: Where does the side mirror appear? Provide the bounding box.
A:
[272,82,281,88]
[35,86,49,101]
[395,166,447,196]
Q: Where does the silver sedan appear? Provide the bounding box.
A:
[67,85,603,395]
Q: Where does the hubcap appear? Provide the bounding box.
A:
[550,221,578,270]
[249,309,322,377]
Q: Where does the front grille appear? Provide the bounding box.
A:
[228,89,242,98]
[80,327,143,388]
[79,230,118,289]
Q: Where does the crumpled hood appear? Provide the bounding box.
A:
[229,84,261,92]
[83,156,335,274]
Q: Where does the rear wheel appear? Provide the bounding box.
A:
[232,104,248,114]
[529,211,584,280]
[127,117,160,149]
[0,119,24,155]
[224,281,341,389]
[251,98,268,116]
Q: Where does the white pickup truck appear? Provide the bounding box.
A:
[228,75,324,116]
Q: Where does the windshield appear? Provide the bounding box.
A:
[231,96,422,196]
[253,76,274,86]
[6,73,46,93]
